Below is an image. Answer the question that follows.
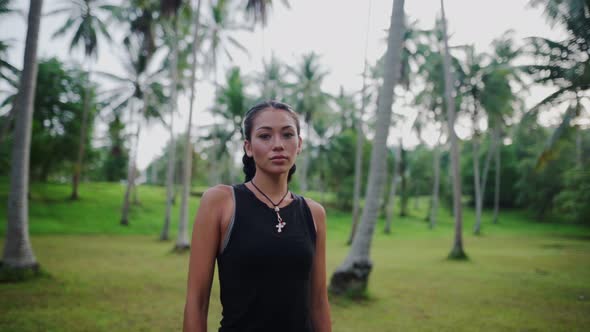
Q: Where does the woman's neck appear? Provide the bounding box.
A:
[250,172,289,199]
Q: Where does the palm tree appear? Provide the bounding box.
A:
[524,0,589,167]
[459,45,487,235]
[160,0,183,241]
[413,22,457,229]
[1,0,43,279]
[329,0,406,296]
[480,32,522,225]
[348,59,382,244]
[244,0,289,27]
[289,52,330,194]
[440,0,467,260]
[257,54,288,100]
[201,67,251,185]
[99,35,166,226]
[49,0,113,200]
[203,0,249,86]
[348,0,373,242]
[177,0,203,252]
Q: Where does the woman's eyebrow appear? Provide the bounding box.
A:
[255,125,295,131]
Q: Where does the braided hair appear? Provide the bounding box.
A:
[242,100,300,183]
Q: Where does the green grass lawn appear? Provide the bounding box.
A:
[1,181,589,331]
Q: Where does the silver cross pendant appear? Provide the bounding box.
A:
[275,211,286,233]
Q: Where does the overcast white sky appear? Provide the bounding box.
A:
[1,0,570,169]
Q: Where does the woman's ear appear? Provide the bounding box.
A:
[297,136,303,155]
[244,140,253,157]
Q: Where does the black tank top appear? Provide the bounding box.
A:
[216,183,317,332]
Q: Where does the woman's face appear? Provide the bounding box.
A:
[244,108,302,177]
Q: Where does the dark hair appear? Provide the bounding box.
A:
[242,100,301,183]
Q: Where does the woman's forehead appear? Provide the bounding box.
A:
[253,108,298,129]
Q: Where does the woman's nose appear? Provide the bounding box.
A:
[272,137,285,150]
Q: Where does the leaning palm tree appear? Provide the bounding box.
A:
[329,0,406,296]
[440,0,467,260]
[50,0,113,200]
[1,0,43,280]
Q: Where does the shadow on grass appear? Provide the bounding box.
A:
[0,262,53,283]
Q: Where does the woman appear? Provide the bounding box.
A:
[183,100,332,332]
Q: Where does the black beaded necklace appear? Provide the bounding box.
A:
[250,180,289,233]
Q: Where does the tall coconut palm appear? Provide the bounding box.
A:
[348,58,383,244]
[440,0,467,260]
[348,0,373,245]
[289,52,330,194]
[99,35,166,226]
[160,0,183,241]
[459,44,487,235]
[414,25,457,229]
[1,0,43,278]
[481,33,522,225]
[329,0,406,296]
[176,0,203,252]
[50,0,113,200]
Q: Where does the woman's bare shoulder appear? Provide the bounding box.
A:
[303,197,327,232]
[303,197,326,218]
[201,184,232,203]
[199,184,234,209]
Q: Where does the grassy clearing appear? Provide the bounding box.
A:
[1,181,589,331]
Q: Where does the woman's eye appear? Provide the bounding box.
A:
[259,134,271,140]
[283,132,295,138]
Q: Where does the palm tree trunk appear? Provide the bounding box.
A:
[120,99,138,226]
[1,0,43,273]
[429,136,442,229]
[399,144,408,217]
[161,18,179,241]
[492,127,501,224]
[576,128,582,168]
[176,0,202,252]
[329,0,406,296]
[348,62,369,245]
[472,134,482,235]
[479,129,495,206]
[71,61,92,200]
[131,104,144,207]
[384,144,401,234]
[441,0,466,259]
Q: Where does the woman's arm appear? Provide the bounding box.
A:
[183,185,232,332]
[306,198,332,332]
